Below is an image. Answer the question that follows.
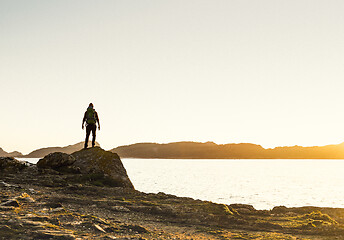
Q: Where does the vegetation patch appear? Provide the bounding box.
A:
[300,211,338,224]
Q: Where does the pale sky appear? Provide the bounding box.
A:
[1,0,344,154]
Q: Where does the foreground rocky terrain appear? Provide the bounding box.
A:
[1,148,344,239]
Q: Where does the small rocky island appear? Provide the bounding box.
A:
[1,148,344,239]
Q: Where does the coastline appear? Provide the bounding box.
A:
[2,177,344,239]
[1,155,344,239]
[19,157,344,210]
[2,176,344,239]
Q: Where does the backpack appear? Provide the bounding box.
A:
[86,107,96,124]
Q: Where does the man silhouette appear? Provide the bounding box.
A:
[82,103,100,149]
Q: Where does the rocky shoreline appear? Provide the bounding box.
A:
[1,148,344,239]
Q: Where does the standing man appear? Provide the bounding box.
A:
[82,103,100,149]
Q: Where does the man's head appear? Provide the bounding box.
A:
[89,103,94,108]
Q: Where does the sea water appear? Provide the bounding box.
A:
[20,158,344,210]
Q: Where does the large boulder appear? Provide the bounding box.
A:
[0,157,27,173]
[35,148,134,189]
[37,152,77,172]
[71,147,134,189]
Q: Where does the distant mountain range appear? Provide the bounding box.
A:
[111,141,344,159]
[3,141,344,159]
[0,142,99,158]
[0,147,23,158]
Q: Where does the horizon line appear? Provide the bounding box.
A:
[5,140,344,156]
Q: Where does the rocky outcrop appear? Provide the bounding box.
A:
[35,147,134,189]
[37,152,79,173]
[71,147,134,189]
[0,157,27,173]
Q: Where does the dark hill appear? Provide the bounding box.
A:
[111,141,344,159]
[23,142,100,158]
[0,147,22,158]
[111,142,265,159]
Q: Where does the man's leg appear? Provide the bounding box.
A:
[85,125,92,149]
[91,124,97,147]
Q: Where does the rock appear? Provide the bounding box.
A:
[111,206,131,212]
[49,207,65,212]
[122,224,149,234]
[33,230,75,240]
[0,206,16,211]
[38,168,60,175]
[43,202,63,208]
[16,193,35,203]
[230,204,256,215]
[0,225,12,231]
[28,188,38,194]
[0,180,12,187]
[302,211,337,224]
[255,210,270,216]
[71,147,134,188]
[0,180,22,189]
[0,157,27,173]
[37,152,78,173]
[271,206,289,214]
[230,204,256,211]
[0,199,20,207]
[254,221,283,230]
[0,225,18,239]
[234,208,252,215]
[94,224,106,233]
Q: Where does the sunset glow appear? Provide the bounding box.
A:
[1,0,344,153]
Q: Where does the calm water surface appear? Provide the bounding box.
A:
[122,159,344,210]
[20,158,344,210]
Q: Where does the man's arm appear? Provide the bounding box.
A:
[95,111,100,130]
[82,112,87,129]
